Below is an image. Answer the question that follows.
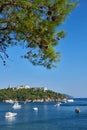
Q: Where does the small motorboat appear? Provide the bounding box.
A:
[33,107,38,111]
[55,102,61,107]
[67,99,74,102]
[12,102,21,109]
[75,108,80,113]
[5,112,17,118]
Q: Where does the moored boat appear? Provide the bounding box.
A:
[75,108,80,113]
[67,99,74,102]
[12,102,21,109]
[33,107,38,111]
[5,112,17,118]
[55,102,61,107]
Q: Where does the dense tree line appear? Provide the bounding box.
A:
[0,88,66,102]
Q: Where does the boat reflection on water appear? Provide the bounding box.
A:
[5,115,16,122]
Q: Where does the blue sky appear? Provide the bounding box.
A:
[0,0,87,98]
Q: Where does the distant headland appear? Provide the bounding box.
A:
[0,85,68,102]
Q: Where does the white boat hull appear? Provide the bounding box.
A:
[12,102,21,109]
[33,107,38,111]
[5,112,17,118]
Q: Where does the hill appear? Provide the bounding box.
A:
[0,87,66,102]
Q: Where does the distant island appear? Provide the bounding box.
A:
[0,85,68,102]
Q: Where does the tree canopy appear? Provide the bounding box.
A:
[0,87,66,101]
[0,0,77,68]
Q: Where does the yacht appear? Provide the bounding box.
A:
[5,112,17,118]
[67,99,74,102]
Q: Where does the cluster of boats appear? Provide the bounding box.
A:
[5,98,80,118]
[5,102,21,118]
[55,99,80,114]
[55,99,74,107]
[5,101,38,118]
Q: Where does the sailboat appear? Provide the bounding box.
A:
[12,102,21,109]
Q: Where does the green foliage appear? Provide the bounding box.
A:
[0,87,66,101]
[0,0,78,68]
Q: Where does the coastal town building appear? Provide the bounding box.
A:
[10,84,47,92]
[12,85,30,90]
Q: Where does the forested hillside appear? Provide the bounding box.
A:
[0,87,66,102]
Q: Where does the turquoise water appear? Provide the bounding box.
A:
[0,98,87,130]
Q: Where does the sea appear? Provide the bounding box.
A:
[0,98,87,130]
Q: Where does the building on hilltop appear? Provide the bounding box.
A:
[13,85,30,90]
[12,85,47,91]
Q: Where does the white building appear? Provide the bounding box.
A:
[13,85,30,90]
[44,87,47,92]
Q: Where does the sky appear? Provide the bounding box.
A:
[0,0,87,98]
